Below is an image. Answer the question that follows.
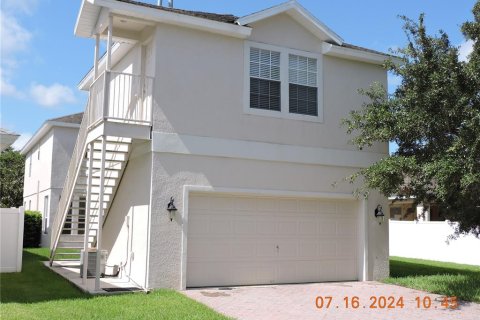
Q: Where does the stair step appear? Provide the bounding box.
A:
[57,244,85,249]
[55,252,81,256]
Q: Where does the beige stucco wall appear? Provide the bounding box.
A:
[153,15,387,153]
[102,141,152,289]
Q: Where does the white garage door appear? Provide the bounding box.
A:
[187,193,358,287]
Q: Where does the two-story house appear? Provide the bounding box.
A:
[21,113,82,247]
[49,0,392,292]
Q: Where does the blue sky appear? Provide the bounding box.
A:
[1,0,476,151]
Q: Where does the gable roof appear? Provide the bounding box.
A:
[20,112,84,155]
[236,1,343,45]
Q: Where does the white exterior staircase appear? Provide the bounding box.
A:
[52,137,132,261]
[49,71,153,275]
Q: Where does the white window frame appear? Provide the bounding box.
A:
[243,41,324,122]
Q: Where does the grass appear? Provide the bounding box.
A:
[0,248,231,320]
[383,256,480,302]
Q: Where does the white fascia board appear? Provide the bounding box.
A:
[20,121,81,155]
[237,0,343,45]
[88,0,251,39]
[322,43,397,65]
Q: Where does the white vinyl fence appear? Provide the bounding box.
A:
[1,207,24,272]
[390,220,480,266]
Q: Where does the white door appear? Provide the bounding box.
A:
[187,193,358,287]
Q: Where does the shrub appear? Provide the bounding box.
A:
[24,211,42,248]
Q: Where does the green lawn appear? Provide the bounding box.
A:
[384,256,480,302]
[0,248,231,320]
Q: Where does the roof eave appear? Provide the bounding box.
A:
[75,0,252,40]
[322,43,402,66]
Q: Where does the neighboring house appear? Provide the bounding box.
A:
[21,113,83,247]
[0,128,20,151]
[50,0,394,291]
[389,198,445,222]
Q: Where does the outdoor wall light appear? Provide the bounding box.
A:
[167,197,177,221]
[375,205,385,225]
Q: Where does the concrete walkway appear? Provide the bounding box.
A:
[184,281,480,320]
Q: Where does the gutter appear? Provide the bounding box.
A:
[322,43,403,66]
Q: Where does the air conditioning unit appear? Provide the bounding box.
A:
[80,249,107,278]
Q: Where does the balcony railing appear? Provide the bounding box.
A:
[50,70,153,254]
[88,71,154,128]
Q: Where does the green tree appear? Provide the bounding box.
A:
[0,147,25,208]
[343,2,480,237]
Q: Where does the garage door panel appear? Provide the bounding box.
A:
[278,219,298,235]
[187,194,358,287]
[256,241,278,258]
[318,261,338,281]
[298,219,317,236]
[188,239,231,260]
[256,217,277,235]
[234,216,257,235]
[318,201,337,213]
[277,199,298,212]
[336,259,357,280]
[209,217,233,235]
[319,240,337,257]
[298,239,318,258]
[319,220,337,236]
[336,240,357,257]
[336,221,356,237]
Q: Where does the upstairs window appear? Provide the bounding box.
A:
[288,54,318,116]
[245,42,322,122]
[249,48,281,111]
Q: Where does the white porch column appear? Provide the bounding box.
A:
[94,33,100,79]
[106,15,113,71]
[82,143,94,285]
[95,137,107,292]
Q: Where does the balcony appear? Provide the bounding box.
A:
[88,71,153,129]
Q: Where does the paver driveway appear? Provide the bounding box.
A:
[184,281,480,320]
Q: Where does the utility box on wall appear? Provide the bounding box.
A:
[80,249,107,278]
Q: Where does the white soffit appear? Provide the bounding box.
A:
[237,0,344,45]
[75,0,252,39]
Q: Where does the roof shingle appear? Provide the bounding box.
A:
[48,112,84,124]
[115,0,238,24]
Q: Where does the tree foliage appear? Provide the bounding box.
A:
[0,147,25,208]
[343,2,480,236]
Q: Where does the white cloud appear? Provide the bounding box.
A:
[0,67,25,98]
[30,83,77,107]
[0,11,32,57]
[459,40,474,62]
[11,132,33,151]
[0,7,32,99]
[1,0,38,15]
